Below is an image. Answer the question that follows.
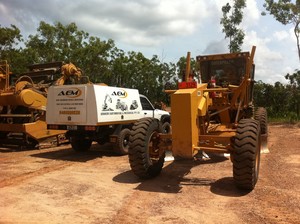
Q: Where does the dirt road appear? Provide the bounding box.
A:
[0,124,299,224]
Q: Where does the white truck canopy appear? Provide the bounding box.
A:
[46,84,144,126]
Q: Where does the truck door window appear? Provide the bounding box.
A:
[140,97,154,110]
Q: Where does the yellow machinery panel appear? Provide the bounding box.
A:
[171,87,200,158]
[170,83,210,158]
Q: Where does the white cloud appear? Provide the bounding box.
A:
[273,30,290,41]
[66,0,203,46]
[243,30,290,83]
[243,0,260,28]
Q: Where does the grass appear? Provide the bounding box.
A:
[268,117,300,126]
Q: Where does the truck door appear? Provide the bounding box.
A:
[140,96,154,118]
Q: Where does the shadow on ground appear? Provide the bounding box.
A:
[30,143,120,162]
[113,155,250,197]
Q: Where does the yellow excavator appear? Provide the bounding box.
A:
[0,60,80,149]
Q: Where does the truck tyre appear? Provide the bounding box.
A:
[70,136,92,152]
[254,107,268,135]
[128,118,165,179]
[232,119,261,190]
[113,128,131,155]
[161,121,171,134]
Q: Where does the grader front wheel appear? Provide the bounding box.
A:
[255,107,268,135]
[255,107,268,152]
[232,119,261,190]
[128,118,165,179]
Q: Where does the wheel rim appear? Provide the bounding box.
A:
[123,135,129,148]
[163,125,170,133]
[148,131,160,165]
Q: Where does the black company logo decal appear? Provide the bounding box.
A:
[111,89,128,98]
[58,88,82,98]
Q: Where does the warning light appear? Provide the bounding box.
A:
[178,81,197,89]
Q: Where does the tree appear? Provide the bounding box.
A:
[220,0,246,53]
[0,25,27,73]
[176,55,197,81]
[285,69,300,118]
[78,36,115,83]
[24,21,116,83]
[25,21,89,63]
[0,22,179,104]
[0,25,22,52]
[254,78,300,121]
[262,0,300,61]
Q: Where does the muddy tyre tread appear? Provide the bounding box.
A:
[128,118,165,179]
[255,107,268,135]
[233,119,261,190]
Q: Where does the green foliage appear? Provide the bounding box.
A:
[0,25,26,73]
[0,24,22,51]
[1,21,299,119]
[108,51,177,103]
[262,0,300,61]
[220,0,246,53]
[285,69,300,119]
[254,73,300,122]
[0,22,178,104]
[176,55,198,83]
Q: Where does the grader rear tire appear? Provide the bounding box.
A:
[128,118,165,179]
[232,119,261,190]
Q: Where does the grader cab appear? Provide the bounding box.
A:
[128,46,268,190]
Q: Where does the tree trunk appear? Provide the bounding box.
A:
[294,21,300,62]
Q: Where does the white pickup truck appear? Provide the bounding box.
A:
[46,84,170,154]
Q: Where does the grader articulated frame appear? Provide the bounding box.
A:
[128,46,268,190]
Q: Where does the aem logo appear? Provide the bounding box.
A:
[111,89,128,98]
[58,88,82,98]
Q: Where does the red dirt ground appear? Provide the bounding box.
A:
[0,124,299,224]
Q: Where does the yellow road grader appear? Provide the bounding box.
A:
[0,60,71,149]
[128,46,268,190]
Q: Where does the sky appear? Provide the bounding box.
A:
[0,0,299,84]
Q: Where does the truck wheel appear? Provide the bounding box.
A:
[113,128,131,155]
[70,136,92,152]
[128,118,165,179]
[161,122,171,134]
[232,119,261,190]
